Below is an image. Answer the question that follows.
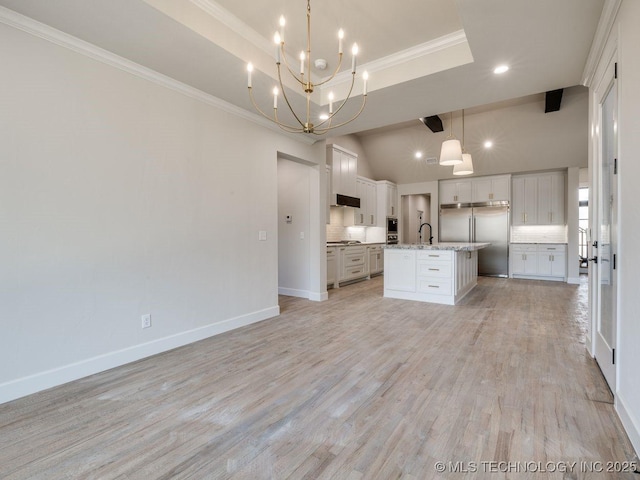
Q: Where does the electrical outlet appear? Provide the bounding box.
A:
[141,314,152,329]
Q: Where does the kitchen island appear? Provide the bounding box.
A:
[383,243,490,305]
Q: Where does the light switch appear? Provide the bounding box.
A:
[258,230,267,241]
[300,232,305,239]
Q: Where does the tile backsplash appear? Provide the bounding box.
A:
[510,225,568,243]
[326,207,386,243]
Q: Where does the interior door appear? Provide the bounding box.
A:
[594,63,618,392]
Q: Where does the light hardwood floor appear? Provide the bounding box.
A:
[1,276,637,479]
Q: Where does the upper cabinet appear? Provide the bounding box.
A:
[471,175,510,203]
[439,175,510,205]
[377,180,398,224]
[327,144,357,202]
[325,164,331,225]
[512,172,566,226]
[345,176,378,226]
[536,173,565,225]
[439,179,472,204]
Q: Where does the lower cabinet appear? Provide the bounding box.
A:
[327,243,385,289]
[510,244,567,281]
[416,251,453,296]
[368,245,384,276]
[327,247,336,287]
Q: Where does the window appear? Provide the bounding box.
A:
[579,187,589,267]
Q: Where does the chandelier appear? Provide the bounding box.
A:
[246,0,368,135]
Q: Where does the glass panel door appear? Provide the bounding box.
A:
[595,73,617,392]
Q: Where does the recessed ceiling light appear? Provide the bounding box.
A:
[494,65,509,74]
[484,140,493,148]
[415,151,423,159]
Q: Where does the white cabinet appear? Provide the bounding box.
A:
[440,179,472,204]
[376,181,398,225]
[327,247,336,287]
[537,245,567,278]
[368,245,384,276]
[325,165,331,225]
[512,172,565,226]
[327,144,357,203]
[416,250,454,296]
[536,173,565,225]
[384,247,480,305]
[384,249,416,292]
[511,176,538,225]
[471,175,510,203]
[510,244,538,275]
[510,243,567,281]
[440,175,510,205]
[338,245,368,283]
[346,177,377,226]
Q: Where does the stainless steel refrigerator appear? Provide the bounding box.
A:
[439,201,509,277]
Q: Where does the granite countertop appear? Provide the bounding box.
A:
[383,242,490,251]
[326,242,385,246]
[510,241,568,244]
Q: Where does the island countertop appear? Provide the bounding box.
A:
[383,242,490,252]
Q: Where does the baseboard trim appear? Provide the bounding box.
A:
[0,306,279,405]
[309,291,329,302]
[567,276,581,284]
[617,391,640,457]
[277,287,327,302]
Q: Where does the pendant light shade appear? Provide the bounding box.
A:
[439,111,463,165]
[452,108,474,175]
[439,139,463,166]
[453,153,474,175]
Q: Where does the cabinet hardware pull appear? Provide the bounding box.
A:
[428,268,440,271]
[351,258,359,262]
[428,255,440,257]
[351,270,360,274]
[428,285,440,288]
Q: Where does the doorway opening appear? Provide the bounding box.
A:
[401,194,431,244]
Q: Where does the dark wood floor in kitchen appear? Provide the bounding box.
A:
[1,276,637,479]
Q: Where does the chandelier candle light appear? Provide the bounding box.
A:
[439,111,463,165]
[453,109,474,175]
[246,0,368,135]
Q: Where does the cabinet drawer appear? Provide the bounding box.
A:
[538,244,567,253]
[343,252,366,266]
[510,244,537,253]
[417,251,453,261]
[417,262,452,278]
[417,278,452,295]
[343,264,367,278]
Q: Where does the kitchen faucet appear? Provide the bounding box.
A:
[418,222,433,244]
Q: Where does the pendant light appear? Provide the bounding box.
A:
[439,111,463,165]
[453,109,474,175]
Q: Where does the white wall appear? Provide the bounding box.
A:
[277,158,311,298]
[0,23,324,403]
[588,0,640,455]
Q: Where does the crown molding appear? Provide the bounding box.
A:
[190,0,271,56]
[582,0,622,87]
[0,5,315,145]
[323,29,468,88]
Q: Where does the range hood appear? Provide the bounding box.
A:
[334,194,361,208]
